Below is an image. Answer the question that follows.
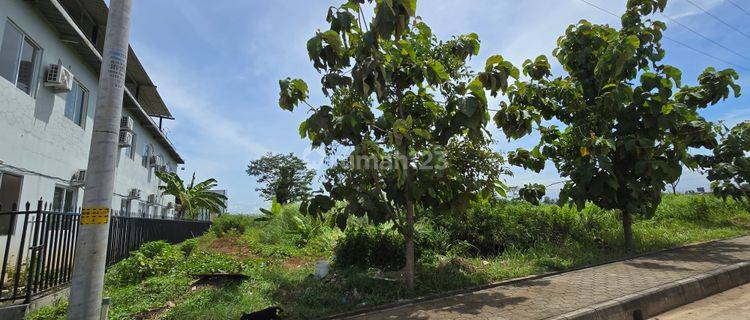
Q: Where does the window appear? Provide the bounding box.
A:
[125,132,137,160]
[64,81,88,126]
[52,186,76,213]
[0,21,40,95]
[142,144,153,168]
[0,172,23,235]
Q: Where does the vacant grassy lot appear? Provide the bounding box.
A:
[28,195,750,320]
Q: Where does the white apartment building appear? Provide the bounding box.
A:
[0,0,185,241]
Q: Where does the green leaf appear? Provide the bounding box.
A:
[661,104,674,115]
[298,120,308,138]
[426,59,449,84]
[468,78,487,105]
[413,128,431,139]
[461,96,481,117]
[625,35,640,48]
[485,55,505,71]
[663,65,682,87]
[279,78,309,111]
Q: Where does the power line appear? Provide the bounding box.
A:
[576,0,750,72]
[725,0,750,16]
[663,36,749,72]
[659,13,750,63]
[579,0,618,16]
[684,0,750,39]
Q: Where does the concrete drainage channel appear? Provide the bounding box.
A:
[549,261,750,320]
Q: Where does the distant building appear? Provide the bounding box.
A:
[194,189,228,221]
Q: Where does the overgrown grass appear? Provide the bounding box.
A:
[27,195,750,320]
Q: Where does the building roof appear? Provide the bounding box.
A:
[29,0,184,163]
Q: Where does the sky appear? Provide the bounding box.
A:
[124,0,750,213]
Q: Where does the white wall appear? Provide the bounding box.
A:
[0,0,179,220]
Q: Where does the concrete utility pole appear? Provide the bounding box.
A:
[68,0,132,319]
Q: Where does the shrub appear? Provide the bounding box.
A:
[106,241,183,285]
[25,299,67,320]
[211,214,254,237]
[654,194,750,226]
[433,201,604,256]
[413,222,457,261]
[180,252,249,275]
[335,225,405,270]
[179,238,200,256]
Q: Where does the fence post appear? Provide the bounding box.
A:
[0,203,14,297]
[24,199,44,303]
[12,202,31,299]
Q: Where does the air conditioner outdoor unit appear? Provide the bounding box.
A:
[118,130,133,148]
[72,169,86,186]
[44,64,74,92]
[120,116,134,132]
[128,189,142,199]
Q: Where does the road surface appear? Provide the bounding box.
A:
[651,283,750,320]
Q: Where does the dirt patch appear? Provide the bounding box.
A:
[209,236,253,259]
[190,273,249,291]
[280,257,308,270]
[132,301,175,320]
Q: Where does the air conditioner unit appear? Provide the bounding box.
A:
[128,189,142,199]
[44,64,74,92]
[120,116,134,132]
[147,194,158,204]
[118,130,133,148]
[71,169,86,186]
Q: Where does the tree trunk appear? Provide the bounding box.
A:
[622,210,633,251]
[396,96,416,290]
[404,198,415,289]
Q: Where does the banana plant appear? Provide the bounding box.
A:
[155,172,227,219]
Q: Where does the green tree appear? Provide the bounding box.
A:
[278,0,513,288]
[246,153,316,204]
[493,0,740,249]
[155,172,228,219]
[696,121,750,202]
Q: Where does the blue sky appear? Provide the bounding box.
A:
[125,0,749,213]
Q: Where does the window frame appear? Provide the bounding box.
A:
[64,80,89,127]
[0,20,42,97]
[127,132,138,160]
[52,185,77,213]
[142,144,154,168]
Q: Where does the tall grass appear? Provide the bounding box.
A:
[27,195,750,320]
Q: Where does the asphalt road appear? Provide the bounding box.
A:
[651,283,750,320]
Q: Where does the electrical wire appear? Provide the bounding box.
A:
[684,0,750,39]
[577,0,750,72]
[725,0,750,16]
[658,13,750,62]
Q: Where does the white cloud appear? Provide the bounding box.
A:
[127,0,739,210]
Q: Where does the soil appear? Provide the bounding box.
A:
[208,236,253,259]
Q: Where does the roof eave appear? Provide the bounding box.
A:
[30,0,183,163]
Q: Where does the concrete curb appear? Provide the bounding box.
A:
[548,261,750,320]
[320,235,749,320]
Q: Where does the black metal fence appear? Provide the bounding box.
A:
[106,212,212,266]
[0,201,211,304]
